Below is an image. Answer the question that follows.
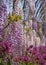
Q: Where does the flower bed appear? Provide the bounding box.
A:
[14,45,46,65]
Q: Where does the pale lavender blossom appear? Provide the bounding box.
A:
[0,1,7,42]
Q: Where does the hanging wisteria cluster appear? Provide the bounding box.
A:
[0,2,7,29]
[0,1,7,42]
[0,0,46,65]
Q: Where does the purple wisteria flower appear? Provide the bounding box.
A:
[32,21,38,31]
[20,55,30,63]
[0,2,7,27]
[0,41,14,58]
[6,22,23,57]
[26,45,46,65]
[14,54,30,63]
[0,1,7,42]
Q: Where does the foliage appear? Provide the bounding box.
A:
[8,14,22,23]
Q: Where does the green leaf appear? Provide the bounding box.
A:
[19,61,26,65]
[0,63,3,65]
[28,62,32,65]
[7,59,11,65]
[0,58,2,63]
[22,63,26,65]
